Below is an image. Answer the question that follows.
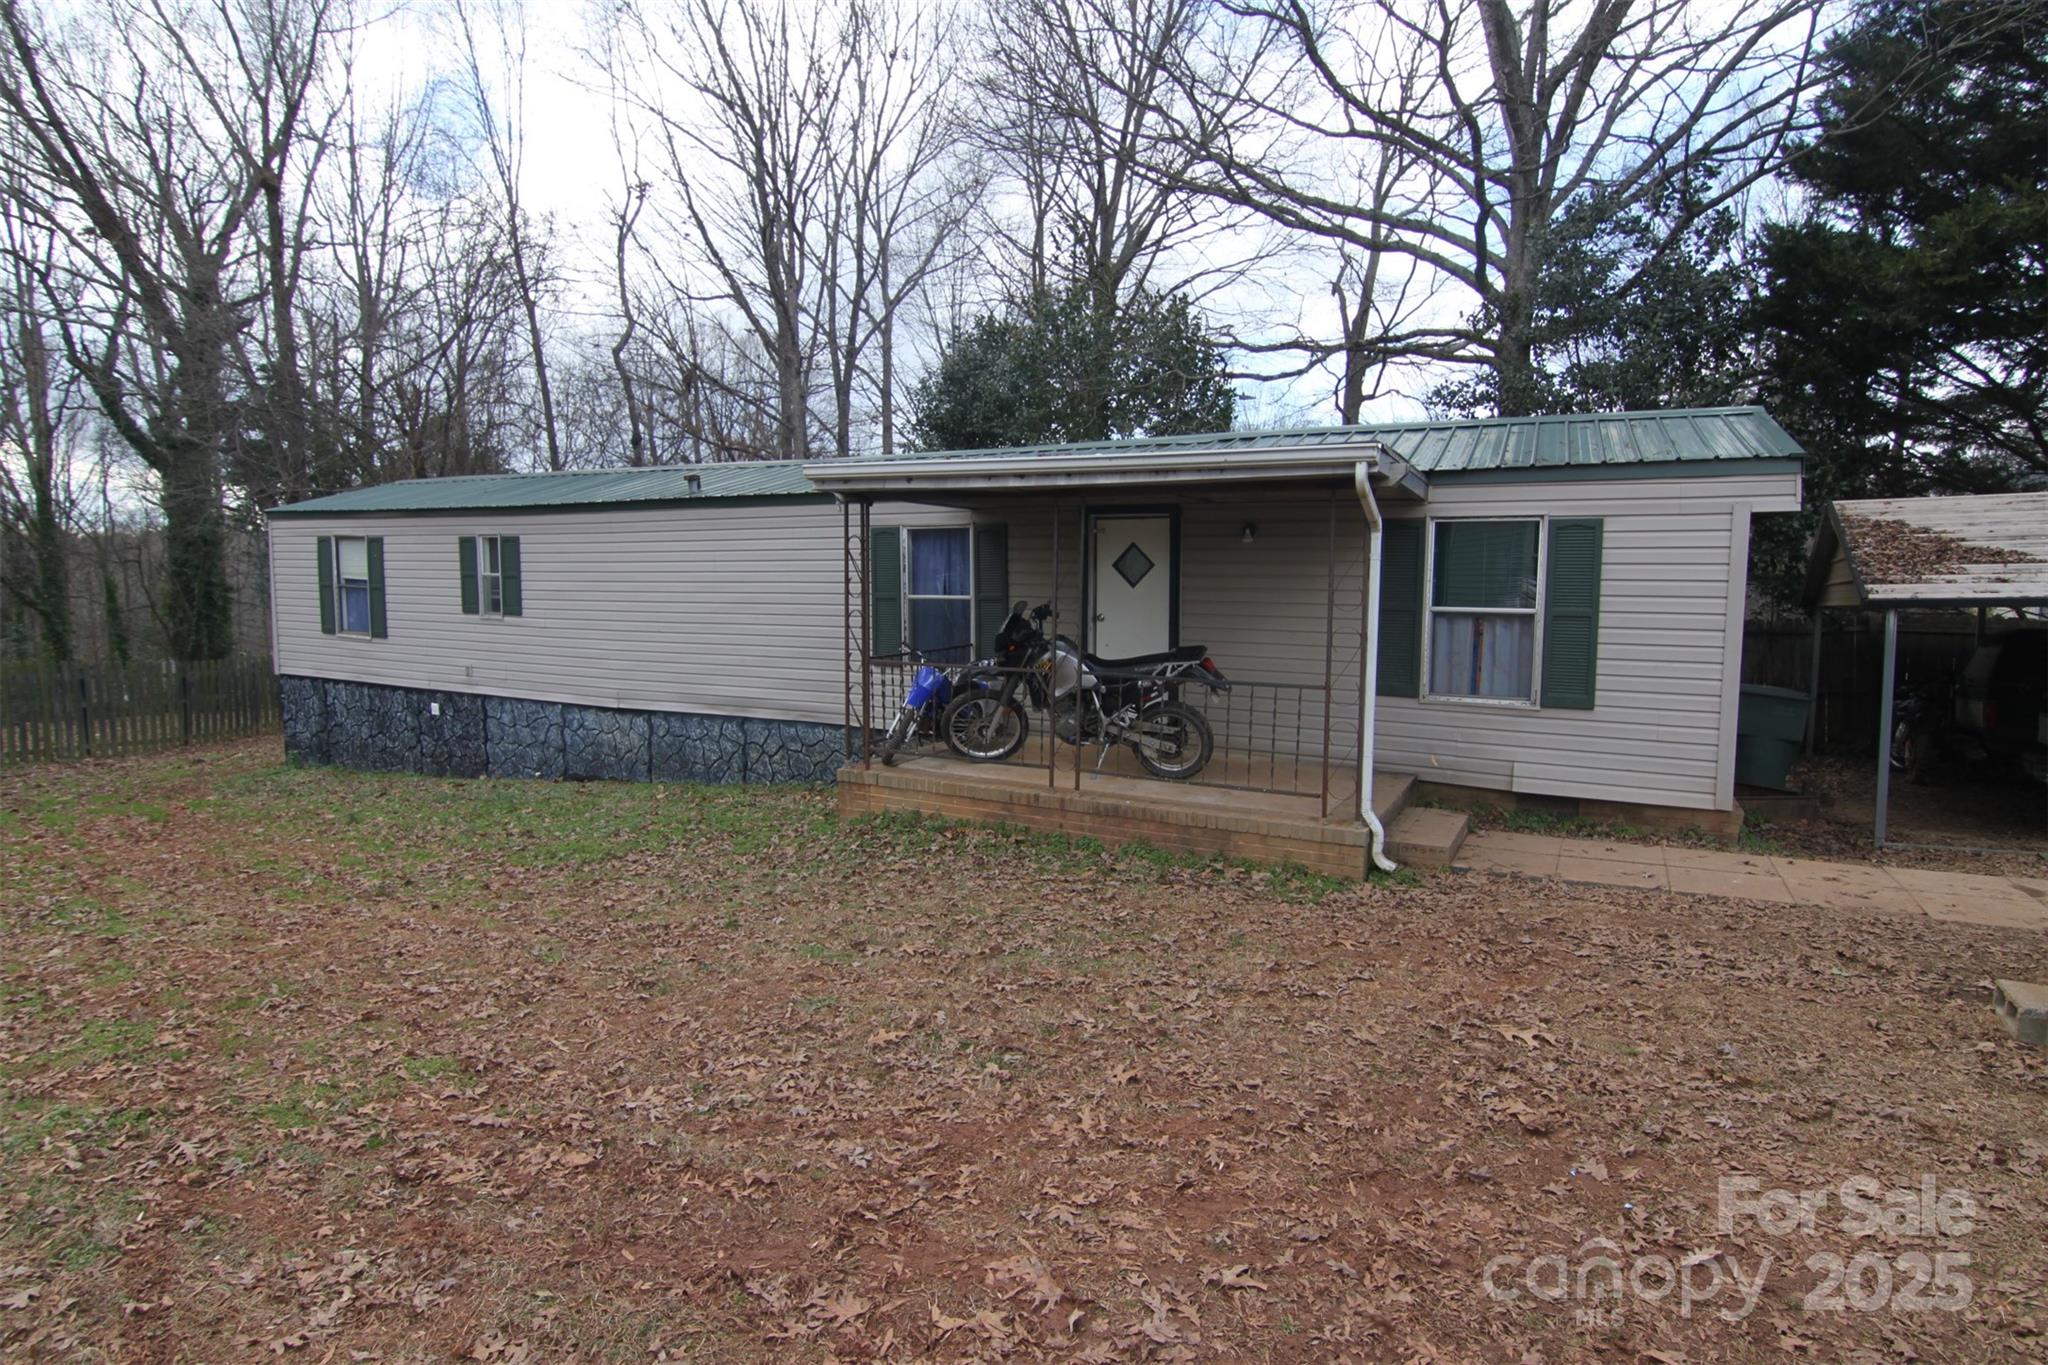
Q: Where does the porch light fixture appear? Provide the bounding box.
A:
[1241,521,1257,544]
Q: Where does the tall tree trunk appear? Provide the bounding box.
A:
[611,188,649,465]
[159,449,232,661]
[508,221,561,469]
[19,320,70,661]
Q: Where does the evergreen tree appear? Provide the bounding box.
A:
[1752,0,2047,605]
[908,284,1235,450]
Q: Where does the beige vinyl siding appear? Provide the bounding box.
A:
[995,493,1371,805]
[982,470,1801,813]
[268,499,966,726]
[1376,471,1797,811]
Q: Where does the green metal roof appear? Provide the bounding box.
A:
[267,460,818,516]
[268,407,1801,517]
[892,406,1802,473]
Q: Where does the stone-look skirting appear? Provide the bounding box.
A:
[279,676,849,784]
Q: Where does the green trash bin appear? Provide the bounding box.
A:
[1735,684,1811,790]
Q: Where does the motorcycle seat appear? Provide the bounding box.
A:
[1086,645,1210,671]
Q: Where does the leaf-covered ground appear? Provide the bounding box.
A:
[3,739,2046,1362]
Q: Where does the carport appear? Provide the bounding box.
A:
[1804,493,2048,848]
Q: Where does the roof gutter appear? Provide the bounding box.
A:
[807,440,1411,490]
[1354,461,1399,875]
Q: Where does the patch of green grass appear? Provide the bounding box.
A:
[0,1099,157,1159]
[19,1016,155,1074]
[89,960,137,988]
[1737,815,1788,855]
[2,1179,137,1271]
[404,1055,479,1090]
[796,993,839,1011]
[254,1098,317,1131]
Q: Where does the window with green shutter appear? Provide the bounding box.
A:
[1540,519,1603,709]
[331,535,375,637]
[907,526,972,660]
[1426,519,1538,702]
[460,534,523,618]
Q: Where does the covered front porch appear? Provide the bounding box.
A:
[809,432,1468,876]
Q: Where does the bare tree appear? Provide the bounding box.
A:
[605,135,654,465]
[974,0,1248,315]
[0,0,334,659]
[0,182,85,661]
[607,0,841,459]
[813,0,977,456]
[449,0,563,468]
[1164,0,1834,414]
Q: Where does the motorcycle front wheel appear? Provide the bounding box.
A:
[941,693,1030,762]
[878,705,918,766]
[1129,700,1214,780]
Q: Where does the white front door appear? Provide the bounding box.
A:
[1091,514,1173,657]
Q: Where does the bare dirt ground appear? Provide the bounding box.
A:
[4,739,2047,1362]
[1773,756,2048,878]
[1459,755,2046,880]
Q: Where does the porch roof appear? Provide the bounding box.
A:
[806,432,1429,501]
[805,406,1802,502]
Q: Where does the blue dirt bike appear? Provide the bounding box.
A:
[876,604,1043,765]
[878,649,965,765]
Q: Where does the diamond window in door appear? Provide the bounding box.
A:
[1111,541,1155,589]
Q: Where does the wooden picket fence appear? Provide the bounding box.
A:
[0,657,277,766]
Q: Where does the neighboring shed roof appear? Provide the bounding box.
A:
[267,460,818,516]
[269,406,1802,517]
[1806,493,2048,609]
[886,406,1802,474]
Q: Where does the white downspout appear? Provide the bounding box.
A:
[1354,461,1399,874]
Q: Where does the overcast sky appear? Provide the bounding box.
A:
[367,0,1444,433]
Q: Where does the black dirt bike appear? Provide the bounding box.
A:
[939,601,1233,780]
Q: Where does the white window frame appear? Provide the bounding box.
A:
[904,526,974,658]
[1419,514,1546,709]
[477,534,505,618]
[333,535,373,638]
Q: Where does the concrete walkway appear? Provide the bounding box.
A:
[1455,830,2048,931]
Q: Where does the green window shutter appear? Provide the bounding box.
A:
[1376,519,1425,697]
[367,537,388,639]
[500,536,522,616]
[868,526,904,657]
[972,523,1008,658]
[458,536,479,615]
[1541,518,1603,710]
[316,536,335,635]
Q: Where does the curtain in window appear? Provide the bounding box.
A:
[909,601,973,659]
[909,528,970,595]
[909,528,972,658]
[1429,614,1534,699]
[337,538,372,634]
